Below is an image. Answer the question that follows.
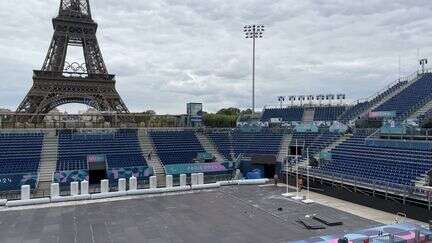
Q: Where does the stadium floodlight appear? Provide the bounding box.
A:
[288,96,296,106]
[244,25,265,114]
[420,58,428,74]
[307,95,314,105]
[278,96,285,108]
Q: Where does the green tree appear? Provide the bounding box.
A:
[216,108,241,116]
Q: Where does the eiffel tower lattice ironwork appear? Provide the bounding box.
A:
[16,0,130,122]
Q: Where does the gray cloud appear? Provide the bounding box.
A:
[0,0,432,114]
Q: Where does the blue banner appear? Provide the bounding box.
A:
[107,166,153,180]
[0,172,38,191]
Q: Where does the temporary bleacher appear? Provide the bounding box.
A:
[338,80,408,122]
[319,133,432,186]
[57,129,147,171]
[261,107,304,122]
[231,131,283,157]
[291,131,341,156]
[207,130,283,158]
[149,131,205,165]
[207,132,232,159]
[314,106,347,121]
[374,73,432,120]
[0,133,44,175]
[262,106,348,122]
[338,101,369,122]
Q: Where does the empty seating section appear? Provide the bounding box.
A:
[261,107,304,122]
[418,108,432,124]
[208,131,283,158]
[207,132,232,159]
[374,74,432,119]
[291,132,320,151]
[149,131,205,165]
[262,106,348,122]
[291,132,340,156]
[338,80,407,122]
[320,134,432,186]
[0,133,44,174]
[307,132,341,155]
[338,102,369,122]
[313,106,347,121]
[232,132,283,156]
[57,129,147,171]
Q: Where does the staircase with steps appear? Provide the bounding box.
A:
[297,133,352,167]
[322,134,352,153]
[353,75,420,122]
[137,129,166,186]
[195,132,225,162]
[302,108,315,122]
[36,130,59,194]
[228,131,235,160]
[277,134,292,162]
[414,169,431,187]
[408,99,432,120]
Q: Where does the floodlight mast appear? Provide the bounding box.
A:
[244,25,264,114]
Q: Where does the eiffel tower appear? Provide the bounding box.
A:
[16,0,130,122]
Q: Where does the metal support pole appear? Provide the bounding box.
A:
[292,140,302,200]
[428,191,431,211]
[414,230,420,242]
[252,34,255,114]
[385,182,389,200]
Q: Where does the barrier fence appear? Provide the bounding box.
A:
[0,173,233,201]
[283,166,432,210]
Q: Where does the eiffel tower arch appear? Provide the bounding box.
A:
[16,0,130,123]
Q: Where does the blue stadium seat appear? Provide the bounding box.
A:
[57,129,147,171]
[0,133,44,175]
[319,133,432,186]
[313,106,347,121]
[149,131,205,165]
[339,80,408,122]
[374,73,432,120]
[261,107,304,122]
[208,130,283,159]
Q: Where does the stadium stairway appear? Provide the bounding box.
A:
[137,129,166,186]
[414,172,429,188]
[321,134,352,153]
[407,98,432,120]
[302,108,315,122]
[36,130,59,194]
[195,132,225,162]
[297,133,351,166]
[277,134,292,162]
[228,132,236,160]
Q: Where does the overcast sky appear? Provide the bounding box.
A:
[1,0,432,114]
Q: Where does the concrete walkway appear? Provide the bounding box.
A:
[272,183,425,225]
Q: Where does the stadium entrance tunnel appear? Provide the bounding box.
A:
[241,155,278,179]
[89,169,107,184]
[87,156,108,184]
[263,164,276,178]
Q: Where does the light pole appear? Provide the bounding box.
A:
[244,25,265,114]
[420,58,428,74]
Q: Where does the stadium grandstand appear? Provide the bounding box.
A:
[1,0,432,242]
